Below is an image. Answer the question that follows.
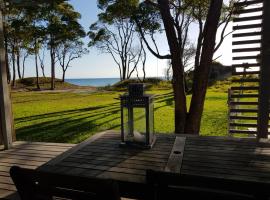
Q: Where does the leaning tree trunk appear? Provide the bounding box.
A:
[185,0,223,134]
[16,52,21,79]
[158,0,187,134]
[22,54,27,79]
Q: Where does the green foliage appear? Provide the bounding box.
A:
[97,0,139,23]
[133,1,162,34]
[15,77,84,90]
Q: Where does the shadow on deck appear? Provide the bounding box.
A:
[0,141,75,200]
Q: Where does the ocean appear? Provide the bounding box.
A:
[65,78,120,87]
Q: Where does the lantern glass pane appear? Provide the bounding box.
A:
[133,107,146,143]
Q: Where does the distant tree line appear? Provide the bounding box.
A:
[3,0,88,90]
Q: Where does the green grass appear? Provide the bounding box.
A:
[12,88,229,144]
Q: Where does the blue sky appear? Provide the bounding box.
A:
[23,0,233,79]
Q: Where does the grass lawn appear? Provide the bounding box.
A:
[12,89,229,144]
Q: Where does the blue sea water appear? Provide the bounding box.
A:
[66,78,120,87]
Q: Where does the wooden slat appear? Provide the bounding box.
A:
[233,55,260,60]
[233,15,263,22]
[232,47,261,53]
[229,116,258,120]
[165,137,185,173]
[230,108,258,113]
[230,94,259,98]
[234,7,263,14]
[232,71,260,75]
[233,31,262,38]
[231,78,259,83]
[229,101,258,105]
[229,123,259,128]
[233,24,262,30]
[234,0,263,7]
[231,86,259,90]
[229,130,257,134]
[13,141,74,148]
[232,39,261,45]
[232,63,261,68]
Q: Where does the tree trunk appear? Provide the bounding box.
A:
[16,52,21,79]
[62,69,66,82]
[185,0,223,134]
[172,71,187,134]
[41,68,46,78]
[11,46,16,88]
[142,44,146,81]
[122,62,126,80]
[35,40,40,90]
[22,55,27,79]
[35,53,40,90]
[194,22,204,70]
[158,0,187,133]
[39,53,46,78]
[50,47,55,90]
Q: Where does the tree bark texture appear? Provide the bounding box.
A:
[16,52,21,79]
[185,0,223,134]
[158,0,187,134]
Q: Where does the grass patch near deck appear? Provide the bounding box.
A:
[12,89,228,144]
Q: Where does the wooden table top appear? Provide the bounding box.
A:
[37,131,270,198]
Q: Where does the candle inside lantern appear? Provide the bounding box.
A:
[133,131,145,143]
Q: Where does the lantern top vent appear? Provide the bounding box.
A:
[128,83,145,97]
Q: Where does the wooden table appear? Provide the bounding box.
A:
[37,131,270,199]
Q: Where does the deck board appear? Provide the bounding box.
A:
[0,141,74,200]
[181,137,270,183]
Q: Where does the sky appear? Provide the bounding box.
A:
[23,0,233,79]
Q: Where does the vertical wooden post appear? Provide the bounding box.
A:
[258,0,270,138]
[0,5,13,149]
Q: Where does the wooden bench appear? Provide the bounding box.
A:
[10,166,121,200]
[146,169,270,200]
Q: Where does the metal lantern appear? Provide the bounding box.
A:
[120,83,156,149]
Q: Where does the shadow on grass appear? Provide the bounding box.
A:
[16,102,121,143]
[16,92,173,143]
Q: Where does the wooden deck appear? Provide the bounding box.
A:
[3,131,270,199]
[37,131,270,199]
[0,141,74,200]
